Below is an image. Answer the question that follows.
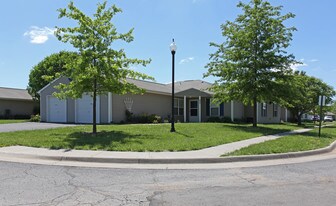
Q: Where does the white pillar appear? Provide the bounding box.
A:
[108,92,112,123]
[198,96,202,122]
[184,96,187,123]
[285,108,288,122]
[231,100,234,122]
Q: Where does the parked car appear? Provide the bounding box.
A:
[311,115,320,121]
[324,116,333,122]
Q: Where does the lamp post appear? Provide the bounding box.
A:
[170,39,177,132]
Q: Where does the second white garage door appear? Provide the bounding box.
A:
[75,94,100,124]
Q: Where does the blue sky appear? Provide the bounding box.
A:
[0,0,335,91]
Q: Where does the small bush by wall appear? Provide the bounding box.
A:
[30,114,40,122]
[125,110,162,124]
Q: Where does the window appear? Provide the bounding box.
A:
[210,102,220,116]
[207,99,224,116]
[273,104,278,117]
[190,100,198,116]
[261,103,267,117]
[174,98,184,116]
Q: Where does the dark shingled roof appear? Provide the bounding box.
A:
[0,87,33,101]
[127,79,213,95]
[126,78,171,94]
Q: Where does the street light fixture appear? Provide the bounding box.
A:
[170,39,177,132]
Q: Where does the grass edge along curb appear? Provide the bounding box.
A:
[1,140,335,164]
[220,140,336,163]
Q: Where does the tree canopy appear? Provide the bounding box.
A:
[55,1,152,134]
[281,71,335,125]
[204,0,298,127]
[27,51,79,100]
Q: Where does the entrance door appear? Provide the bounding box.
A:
[189,99,199,122]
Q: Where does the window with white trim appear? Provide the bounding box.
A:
[174,98,184,116]
[210,101,220,116]
[261,103,267,117]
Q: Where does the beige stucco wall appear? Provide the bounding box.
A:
[111,93,171,123]
[280,107,293,122]
[244,103,284,124]
[257,103,281,124]
[0,99,38,117]
[233,101,244,120]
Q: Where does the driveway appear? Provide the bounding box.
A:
[0,122,76,133]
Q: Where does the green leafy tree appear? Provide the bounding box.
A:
[27,51,78,100]
[204,0,298,127]
[330,101,336,114]
[55,1,152,134]
[281,71,335,125]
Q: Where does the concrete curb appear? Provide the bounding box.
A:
[1,140,336,164]
[220,140,336,163]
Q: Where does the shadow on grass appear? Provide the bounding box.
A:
[220,124,296,136]
[50,130,153,151]
[175,131,194,139]
[301,125,336,139]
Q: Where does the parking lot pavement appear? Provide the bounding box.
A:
[0,122,76,133]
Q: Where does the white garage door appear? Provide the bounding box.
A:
[47,96,67,123]
[76,94,100,124]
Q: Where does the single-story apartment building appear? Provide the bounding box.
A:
[38,76,291,124]
[0,87,38,118]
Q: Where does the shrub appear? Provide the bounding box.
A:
[126,110,162,124]
[233,118,248,124]
[125,110,133,123]
[30,114,40,122]
[221,116,232,123]
[207,117,221,122]
[13,114,31,119]
[154,115,162,123]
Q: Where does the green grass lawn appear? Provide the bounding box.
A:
[0,119,29,124]
[225,125,336,156]
[0,123,308,152]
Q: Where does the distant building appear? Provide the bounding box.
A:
[0,87,38,119]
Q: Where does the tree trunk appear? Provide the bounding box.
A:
[297,113,302,126]
[253,97,257,127]
[92,78,97,135]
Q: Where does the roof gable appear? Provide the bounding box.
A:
[38,76,71,94]
[175,88,212,97]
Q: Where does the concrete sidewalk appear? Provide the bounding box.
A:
[0,128,325,164]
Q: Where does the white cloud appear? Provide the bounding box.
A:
[290,58,308,71]
[291,62,308,71]
[24,26,56,44]
[179,57,194,64]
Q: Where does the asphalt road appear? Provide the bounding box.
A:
[0,158,335,206]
